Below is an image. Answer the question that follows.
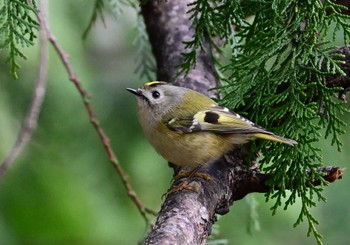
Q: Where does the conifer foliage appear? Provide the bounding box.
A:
[182,1,349,242]
[0,0,39,79]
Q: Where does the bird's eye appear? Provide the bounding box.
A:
[152,90,160,99]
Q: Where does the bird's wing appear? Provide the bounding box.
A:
[165,105,265,134]
[164,105,297,145]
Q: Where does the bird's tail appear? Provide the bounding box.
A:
[253,133,297,146]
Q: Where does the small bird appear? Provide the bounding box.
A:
[127,81,297,184]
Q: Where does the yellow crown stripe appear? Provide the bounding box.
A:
[144,81,167,87]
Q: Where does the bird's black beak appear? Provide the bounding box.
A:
[126,88,143,97]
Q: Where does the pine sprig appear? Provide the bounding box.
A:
[325,0,350,44]
[82,0,106,39]
[83,0,155,79]
[0,0,39,79]
[133,14,155,80]
[83,0,137,39]
[182,0,349,244]
[180,0,246,75]
[107,0,137,17]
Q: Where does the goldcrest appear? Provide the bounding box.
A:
[127,81,297,168]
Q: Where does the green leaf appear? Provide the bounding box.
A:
[0,0,39,79]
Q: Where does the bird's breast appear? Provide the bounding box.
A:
[143,122,232,167]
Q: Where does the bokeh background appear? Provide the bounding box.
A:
[0,1,349,244]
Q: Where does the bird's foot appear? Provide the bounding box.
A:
[174,171,212,182]
[173,165,212,182]
[163,165,212,198]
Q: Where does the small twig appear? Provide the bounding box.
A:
[39,0,155,222]
[312,166,345,185]
[250,166,346,195]
[0,0,49,182]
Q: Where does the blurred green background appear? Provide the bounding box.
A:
[0,1,349,244]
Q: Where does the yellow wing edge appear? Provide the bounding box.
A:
[253,133,297,146]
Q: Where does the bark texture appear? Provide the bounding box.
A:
[141,1,349,244]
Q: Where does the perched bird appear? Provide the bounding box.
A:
[127,81,297,182]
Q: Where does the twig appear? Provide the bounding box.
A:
[247,166,346,195]
[39,0,155,221]
[0,0,49,182]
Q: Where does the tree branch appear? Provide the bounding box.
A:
[141,1,347,244]
[0,0,155,222]
[43,8,156,222]
[0,0,49,182]
[249,166,345,194]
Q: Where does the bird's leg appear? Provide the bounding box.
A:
[174,164,212,181]
[166,164,212,196]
